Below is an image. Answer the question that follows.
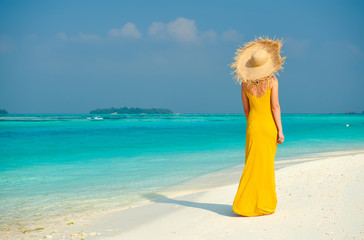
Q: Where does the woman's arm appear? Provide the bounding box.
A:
[241,83,250,121]
[270,77,285,144]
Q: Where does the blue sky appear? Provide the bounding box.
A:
[0,0,363,114]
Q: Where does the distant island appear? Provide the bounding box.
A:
[0,109,8,114]
[89,107,173,114]
[345,110,356,114]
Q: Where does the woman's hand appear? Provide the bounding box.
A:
[277,131,285,144]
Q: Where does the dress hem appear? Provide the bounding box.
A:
[232,207,275,217]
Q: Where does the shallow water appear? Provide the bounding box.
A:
[0,113,363,236]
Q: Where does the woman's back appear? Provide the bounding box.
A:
[243,76,273,98]
[244,76,277,138]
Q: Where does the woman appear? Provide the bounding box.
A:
[230,36,286,217]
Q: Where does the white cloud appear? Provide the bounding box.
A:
[56,32,68,40]
[109,22,142,39]
[201,30,218,42]
[75,33,100,41]
[56,32,100,42]
[166,17,198,42]
[148,22,165,36]
[220,29,242,42]
[148,18,241,44]
[147,17,199,43]
[54,19,243,45]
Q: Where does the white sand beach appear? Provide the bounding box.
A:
[54,151,364,240]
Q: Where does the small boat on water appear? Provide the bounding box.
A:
[86,116,104,120]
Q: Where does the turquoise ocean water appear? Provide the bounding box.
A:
[0,113,364,233]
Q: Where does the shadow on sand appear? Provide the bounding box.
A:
[143,193,239,217]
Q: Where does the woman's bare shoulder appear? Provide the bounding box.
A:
[270,76,278,87]
[270,75,278,81]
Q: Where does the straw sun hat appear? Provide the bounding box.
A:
[230,36,286,85]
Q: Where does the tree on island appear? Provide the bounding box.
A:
[89,107,173,114]
[0,109,8,114]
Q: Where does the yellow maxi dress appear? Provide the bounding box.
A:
[232,80,278,217]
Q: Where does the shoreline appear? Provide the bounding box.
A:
[160,149,364,195]
[89,150,364,240]
[16,149,363,240]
